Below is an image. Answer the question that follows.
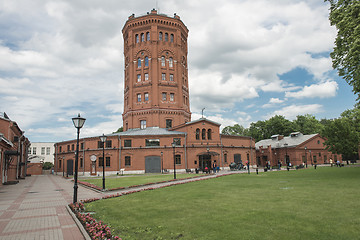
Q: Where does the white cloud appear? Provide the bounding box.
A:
[262,98,285,108]
[267,104,323,120]
[285,81,338,99]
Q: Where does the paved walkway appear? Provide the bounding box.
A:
[0,175,104,240]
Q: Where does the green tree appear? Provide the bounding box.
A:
[293,114,324,135]
[265,115,294,138]
[326,0,360,100]
[221,124,249,136]
[248,120,267,141]
[43,162,54,170]
[113,127,123,133]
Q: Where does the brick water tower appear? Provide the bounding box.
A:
[122,9,191,131]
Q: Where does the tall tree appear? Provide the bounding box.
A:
[265,115,294,138]
[293,114,324,135]
[221,124,249,136]
[326,0,360,100]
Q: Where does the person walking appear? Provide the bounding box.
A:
[330,158,333,167]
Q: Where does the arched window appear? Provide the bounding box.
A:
[135,34,139,43]
[159,32,163,41]
[141,33,145,42]
[169,57,173,68]
[137,58,141,68]
[207,129,212,140]
[202,129,206,140]
[145,56,149,67]
[170,34,174,42]
[196,128,200,140]
[146,32,150,41]
[161,56,165,67]
[165,33,168,42]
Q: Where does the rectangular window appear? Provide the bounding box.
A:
[140,120,146,129]
[106,157,110,167]
[124,140,132,147]
[173,138,181,146]
[170,74,174,81]
[67,145,70,151]
[145,92,149,101]
[145,139,160,147]
[72,144,74,151]
[162,73,166,81]
[162,92,167,101]
[99,157,104,167]
[137,93,141,102]
[98,141,104,148]
[166,119,173,128]
[80,158,83,168]
[145,73,149,81]
[59,146,62,152]
[80,143,84,150]
[224,153,228,163]
[28,148,31,154]
[41,147,45,155]
[137,74,141,82]
[175,154,181,165]
[170,93,174,101]
[125,156,131,166]
[33,147,36,155]
[46,147,50,155]
[106,140,112,148]
[59,159,62,168]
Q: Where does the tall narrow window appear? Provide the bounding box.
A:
[145,56,149,67]
[137,58,141,68]
[207,129,212,140]
[137,93,141,102]
[170,34,174,42]
[170,93,174,101]
[196,128,200,140]
[175,154,181,164]
[162,73,166,81]
[169,57,173,67]
[140,120,146,129]
[125,156,131,166]
[141,33,144,42]
[146,32,150,41]
[144,92,149,101]
[135,34,139,43]
[202,129,206,140]
[165,33,168,42]
[161,56,165,67]
[144,73,149,81]
[106,157,110,167]
[137,74,141,82]
[162,92,167,101]
[159,32,163,41]
[169,74,174,81]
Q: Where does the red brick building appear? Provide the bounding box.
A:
[54,10,255,177]
[255,132,342,167]
[0,112,30,185]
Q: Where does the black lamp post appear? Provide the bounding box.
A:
[72,113,86,203]
[304,147,307,167]
[100,134,107,190]
[284,143,288,165]
[172,141,176,179]
[161,152,163,174]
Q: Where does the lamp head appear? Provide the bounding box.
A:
[72,113,86,129]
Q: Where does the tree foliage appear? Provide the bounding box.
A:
[222,124,249,136]
[113,127,123,133]
[326,0,360,100]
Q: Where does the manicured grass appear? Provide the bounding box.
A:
[80,173,205,189]
[84,167,360,240]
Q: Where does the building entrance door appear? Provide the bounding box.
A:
[199,155,211,172]
[67,159,73,176]
[145,156,161,173]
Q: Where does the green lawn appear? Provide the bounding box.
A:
[80,173,205,189]
[84,167,360,240]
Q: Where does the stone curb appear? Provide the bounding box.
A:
[66,205,91,240]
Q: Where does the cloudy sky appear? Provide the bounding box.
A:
[0,0,356,142]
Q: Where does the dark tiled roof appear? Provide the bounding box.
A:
[255,133,318,149]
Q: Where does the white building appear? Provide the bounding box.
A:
[28,142,55,164]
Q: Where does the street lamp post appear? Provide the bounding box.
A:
[100,134,107,190]
[172,142,176,179]
[161,152,163,174]
[284,143,288,166]
[72,113,86,203]
[304,147,307,167]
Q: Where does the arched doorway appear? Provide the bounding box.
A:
[197,151,219,172]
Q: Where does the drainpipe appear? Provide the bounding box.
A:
[118,135,121,173]
[184,133,187,169]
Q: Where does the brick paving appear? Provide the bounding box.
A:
[0,174,104,240]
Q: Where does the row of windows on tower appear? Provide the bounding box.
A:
[137,56,173,68]
[139,119,173,130]
[196,128,212,140]
[136,92,175,102]
[136,73,174,82]
[135,32,174,43]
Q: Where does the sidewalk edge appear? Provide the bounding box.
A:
[66,205,91,240]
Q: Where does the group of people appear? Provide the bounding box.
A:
[329,158,342,167]
[204,163,220,174]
